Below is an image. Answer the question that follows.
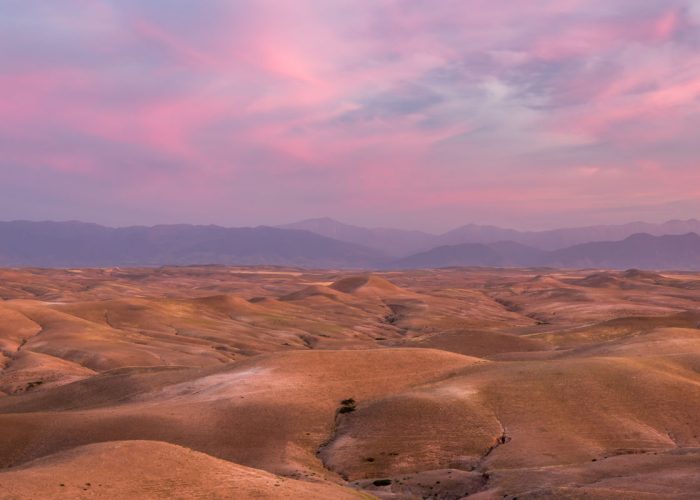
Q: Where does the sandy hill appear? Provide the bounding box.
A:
[0,440,369,499]
[0,349,482,481]
[329,275,411,296]
[2,266,700,498]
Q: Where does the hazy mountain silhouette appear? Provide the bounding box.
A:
[441,219,700,250]
[548,233,700,269]
[279,217,434,256]
[2,221,700,270]
[391,233,700,270]
[390,241,547,269]
[282,217,700,254]
[0,221,386,268]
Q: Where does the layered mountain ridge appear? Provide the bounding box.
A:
[2,220,700,270]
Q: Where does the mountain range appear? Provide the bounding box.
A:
[391,233,700,270]
[2,219,700,270]
[0,221,385,268]
[281,217,700,255]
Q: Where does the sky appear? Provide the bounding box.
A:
[1,0,699,232]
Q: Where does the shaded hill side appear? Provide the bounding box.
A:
[6,347,700,498]
[0,349,482,478]
[320,354,700,497]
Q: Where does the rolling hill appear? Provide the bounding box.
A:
[2,266,700,497]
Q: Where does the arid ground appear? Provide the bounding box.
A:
[1,266,700,499]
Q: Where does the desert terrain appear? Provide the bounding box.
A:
[1,266,700,499]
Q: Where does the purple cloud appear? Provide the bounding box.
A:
[1,0,699,230]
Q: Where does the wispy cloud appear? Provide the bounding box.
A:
[1,0,698,230]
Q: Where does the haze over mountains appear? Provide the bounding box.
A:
[279,218,435,257]
[2,219,700,270]
[0,221,385,268]
[283,217,700,254]
[393,233,700,270]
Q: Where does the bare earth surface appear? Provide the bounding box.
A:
[1,266,700,499]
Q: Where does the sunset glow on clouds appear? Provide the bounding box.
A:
[2,1,699,230]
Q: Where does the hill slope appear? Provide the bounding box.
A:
[2,266,700,497]
[0,441,368,499]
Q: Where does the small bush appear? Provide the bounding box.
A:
[338,397,356,414]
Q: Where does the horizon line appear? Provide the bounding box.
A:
[2,216,700,236]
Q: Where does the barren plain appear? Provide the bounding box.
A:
[1,266,700,499]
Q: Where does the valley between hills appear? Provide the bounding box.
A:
[1,266,700,498]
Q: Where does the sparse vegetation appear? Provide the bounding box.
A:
[338,398,356,413]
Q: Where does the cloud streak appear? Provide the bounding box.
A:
[1,0,699,230]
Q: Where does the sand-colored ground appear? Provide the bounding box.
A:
[1,266,700,498]
[0,440,369,499]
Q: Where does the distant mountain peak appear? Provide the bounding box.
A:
[2,220,700,271]
[0,220,385,268]
[279,218,436,257]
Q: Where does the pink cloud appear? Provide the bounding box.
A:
[1,0,699,229]
[531,8,685,61]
